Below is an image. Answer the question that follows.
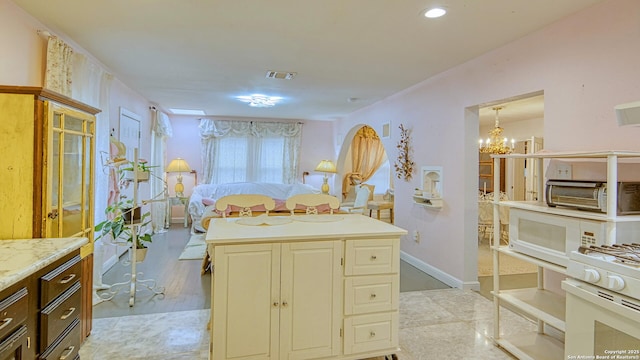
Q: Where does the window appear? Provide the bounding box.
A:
[200,119,302,184]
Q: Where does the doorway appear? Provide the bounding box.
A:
[476,93,544,280]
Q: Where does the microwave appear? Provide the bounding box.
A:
[508,208,638,267]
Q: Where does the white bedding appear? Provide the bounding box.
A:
[188,182,320,232]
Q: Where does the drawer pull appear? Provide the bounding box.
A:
[282,301,288,307]
[59,345,75,360]
[370,331,376,337]
[0,317,12,331]
[60,307,76,320]
[273,301,279,307]
[370,293,377,299]
[370,255,377,261]
[59,274,76,284]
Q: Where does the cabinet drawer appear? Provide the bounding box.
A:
[345,239,399,275]
[39,319,80,360]
[40,282,81,351]
[344,275,398,315]
[40,255,81,307]
[0,325,28,360]
[343,312,398,355]
[0,287,28,341]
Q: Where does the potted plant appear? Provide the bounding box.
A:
[95,197,153,262]
[120,159,156,182]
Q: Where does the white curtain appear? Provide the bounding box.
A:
[199,119,302,184]
[150,110,173,232]
[45,37,74,97]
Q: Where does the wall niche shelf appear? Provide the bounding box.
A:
[412,195,443,209]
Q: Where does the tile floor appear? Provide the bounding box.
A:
[79,288,530,359]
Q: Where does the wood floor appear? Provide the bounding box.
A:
[93,219,451,319]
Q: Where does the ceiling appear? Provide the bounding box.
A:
[12,0,601,122]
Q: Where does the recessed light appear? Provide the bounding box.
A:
[169,108,206,115]
[424,7,446,18]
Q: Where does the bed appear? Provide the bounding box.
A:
[188,182,321,232]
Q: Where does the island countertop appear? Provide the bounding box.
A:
[206,213,407,245]
[0,237,88,291]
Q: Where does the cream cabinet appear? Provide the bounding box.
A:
[207,214,406,360]
[212,241,343,360]
[0,86,99,342]
[343,239,399,355]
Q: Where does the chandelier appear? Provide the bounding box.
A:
[479,106,514,154]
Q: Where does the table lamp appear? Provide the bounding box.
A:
[315,160,337,194]
[166,158,192,197]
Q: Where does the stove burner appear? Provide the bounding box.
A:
[579,243,640,267]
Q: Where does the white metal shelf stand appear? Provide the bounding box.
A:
[97,149,165,306]
[488,150,640,360]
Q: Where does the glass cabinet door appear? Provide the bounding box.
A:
[47,103,95,238]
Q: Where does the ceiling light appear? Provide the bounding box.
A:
[236,94,283,108]
[479,107,514,155]
[424,7,446,18]
[169,108,206,115]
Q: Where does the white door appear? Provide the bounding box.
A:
[279,241,342,360]
[213,243,281,360]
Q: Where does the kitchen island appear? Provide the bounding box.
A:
[206,214,407,360]
[0,237,87,359]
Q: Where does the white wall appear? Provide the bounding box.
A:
[337,0,640,288]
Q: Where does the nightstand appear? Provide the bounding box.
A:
[167,196,190,227]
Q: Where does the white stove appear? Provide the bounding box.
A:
[563,244,640,357]
[567,244,640,299]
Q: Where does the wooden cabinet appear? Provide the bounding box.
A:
[212,241,342,360]
[0,86,99,341]
[0,246,81,360]
[0,283,30,360]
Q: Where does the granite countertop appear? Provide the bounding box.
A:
[0,237,88,292]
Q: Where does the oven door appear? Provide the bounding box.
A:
[562,279,640,358]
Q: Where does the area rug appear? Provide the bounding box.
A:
[477,242,538,276]
[178,234,206,260]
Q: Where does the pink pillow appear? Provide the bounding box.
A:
[202,197,215,206]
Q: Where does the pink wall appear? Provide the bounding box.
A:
[0,0,44,86]
[338,0,640,287]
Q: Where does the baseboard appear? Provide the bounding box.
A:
[400,251,480,291]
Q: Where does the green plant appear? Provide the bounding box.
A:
[95,197,153,249]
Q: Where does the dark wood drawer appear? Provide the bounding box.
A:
[0,287,28,341]
[39,319,80,360]
[40,283,81,352]
[0,325,28,360]
[40,255,81,307]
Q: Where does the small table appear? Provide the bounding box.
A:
[167,196,190,228]
[367,201,394,223]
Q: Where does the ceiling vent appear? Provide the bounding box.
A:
[265,71,297,80]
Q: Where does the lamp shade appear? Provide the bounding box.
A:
[314,160,337,173]
[166,158,191,173]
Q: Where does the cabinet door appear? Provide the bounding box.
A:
[0,93,35,239]
[45,102,95,241]
[213,243,281,360]
[279,241,342,359]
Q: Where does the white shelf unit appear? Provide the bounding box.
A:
[412,195,443,209]
[488,150,640,360]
